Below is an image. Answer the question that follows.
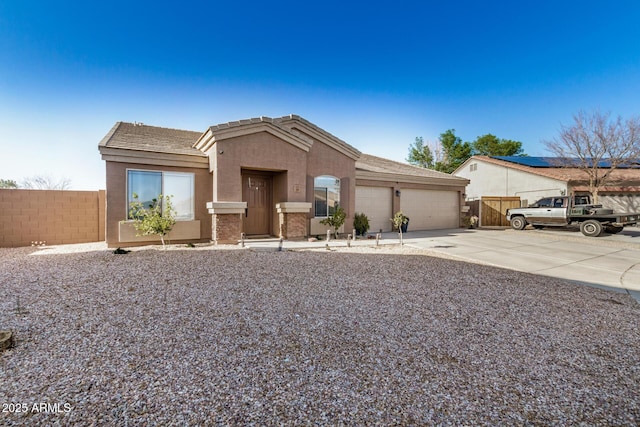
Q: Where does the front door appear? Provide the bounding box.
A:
[242,173,272,236]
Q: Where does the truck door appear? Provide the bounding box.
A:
[528,197,553,223]
[549,197,569,224]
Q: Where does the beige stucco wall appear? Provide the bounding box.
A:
[455,160,567,205]
[305,134,357,232]
[105,161,212,247]
[210,132,308,203]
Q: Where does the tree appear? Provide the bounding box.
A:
[0,179,18,189]
[320,205,346,239]
[434,129,473,173]
[472,134,524,156]
[127,193,176,248]
[20,175,71,190]
[544,110,640,203]
[391,211,409,246]
[407,136,434,168]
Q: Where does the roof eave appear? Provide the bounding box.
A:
[356,169,469,186]
[99,146,209,168]
[98,122,122,148]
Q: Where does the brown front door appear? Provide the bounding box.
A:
[242,173,272,236]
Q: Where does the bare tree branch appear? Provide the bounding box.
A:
[544,110,640,203]
[20,175,72,190]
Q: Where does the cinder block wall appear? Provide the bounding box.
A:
[0,189,106,247]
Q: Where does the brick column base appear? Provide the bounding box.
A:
[207,202,247,245]
[213,214,242,244]
[276,202,312,240]
[279,212,308,240]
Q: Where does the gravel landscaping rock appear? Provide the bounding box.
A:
[1,244,639,425]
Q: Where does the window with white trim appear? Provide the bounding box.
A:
[314,175,340,217]
[127,170,195,220]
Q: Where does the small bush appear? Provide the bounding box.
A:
[353,212,370,236]
[320,205,346,239]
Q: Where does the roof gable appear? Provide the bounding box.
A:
[274,115,361,160]
[193,116,313,153]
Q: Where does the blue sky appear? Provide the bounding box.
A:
[1,1,640,190]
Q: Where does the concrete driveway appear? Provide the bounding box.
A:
[400,226,640,302]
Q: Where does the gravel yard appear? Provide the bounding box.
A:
[1,244,639,425]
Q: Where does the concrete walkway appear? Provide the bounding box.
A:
[246,227,640,302]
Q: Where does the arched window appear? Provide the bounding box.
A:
[314,175,340,217]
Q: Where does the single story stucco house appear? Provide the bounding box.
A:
[454,155,640,210]
[99,115,469,247]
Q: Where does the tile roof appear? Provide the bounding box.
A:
[98,120,467,185]
[357,154,468,182]
[99,122,206,157]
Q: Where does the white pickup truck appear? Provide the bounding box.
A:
[506,195,640,237]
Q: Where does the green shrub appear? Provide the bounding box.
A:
[353,212,370,236]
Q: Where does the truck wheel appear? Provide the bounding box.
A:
[510,216,527,230]
[580,220,603,237]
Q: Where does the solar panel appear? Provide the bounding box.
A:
[492,156,556,167]
[491,156,640,168]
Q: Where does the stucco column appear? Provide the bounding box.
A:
[207,202,247,245]
[276,202,312,240]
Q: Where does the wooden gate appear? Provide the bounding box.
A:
[481,196,521,226]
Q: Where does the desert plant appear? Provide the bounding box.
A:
[320,205,346,239]
[353,212,370,236]
[391,211,409,230]
[126,193,176,248]
[391,211,409,246]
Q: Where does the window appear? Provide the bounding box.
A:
[470,163,477,172]
[534,198,552,208]
[127,170,194,220]
[314,175,340,217]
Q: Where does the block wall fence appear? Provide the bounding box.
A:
[0,189,106,248]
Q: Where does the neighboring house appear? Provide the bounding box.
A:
[454,156,640,211]
[99,115,469,247]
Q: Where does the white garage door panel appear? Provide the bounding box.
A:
[355,186,393,232]
[400,189,459,230]
[599,195,640,212]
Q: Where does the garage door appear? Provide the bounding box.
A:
[400,189,459,230]
[355,186,393,232]
[599,194,640,212]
